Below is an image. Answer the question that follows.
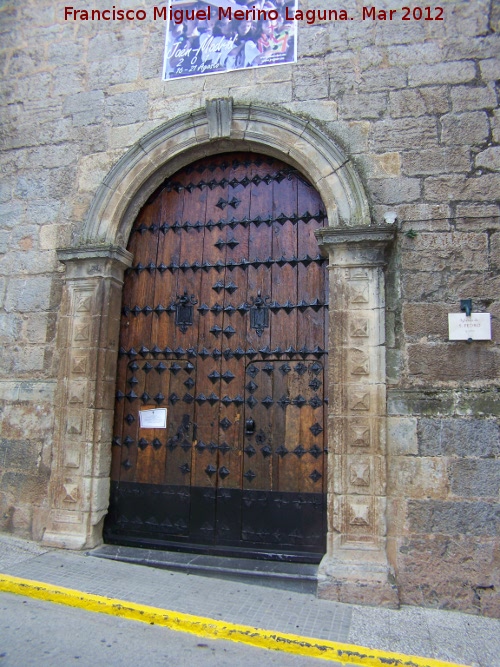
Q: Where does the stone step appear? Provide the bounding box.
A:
[89,545,319,594]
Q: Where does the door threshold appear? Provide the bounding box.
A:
[89,544,319,594]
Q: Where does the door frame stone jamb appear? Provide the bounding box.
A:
[42,100,398,606]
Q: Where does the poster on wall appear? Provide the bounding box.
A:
[162,0,298,80]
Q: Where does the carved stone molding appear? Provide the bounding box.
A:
[206,97,233,139]
[42,245,132,549]
[81,102,371,248]
[316,225,399,607]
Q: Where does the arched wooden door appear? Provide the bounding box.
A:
[105,152,329,561]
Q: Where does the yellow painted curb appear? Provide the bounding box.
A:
[0,573,469,667]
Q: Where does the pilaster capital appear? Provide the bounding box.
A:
[57,244,133,281]
[315,225,395,267]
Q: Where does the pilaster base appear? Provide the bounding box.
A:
[42,510,105,550]
[318,554,400,608]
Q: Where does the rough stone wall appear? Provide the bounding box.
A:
[0,0,499,614]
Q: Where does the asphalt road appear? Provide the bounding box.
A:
[0,592,337,667]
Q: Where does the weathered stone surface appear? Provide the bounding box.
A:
[389,458,449,499]
[408,344,499,381]
[293,62,329,100]
[408,61,476,86]
[105,91,149,126]
[450,84,498,112]
[387,417,418,456]
[370,118,437,151]
[369,178,421,205]
[475,147,500,172]
[62,91,105,127]
[449,459,500,497]
[408,500,500,536]
[403,304,449,339]
[402,147,470,177]
[396,534,499,616]
[4,277,53,312]
[424,174,500,201]
[418,418,500,458]
[441,111,490,145]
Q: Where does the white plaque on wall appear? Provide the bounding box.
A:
[448,313,492,341]
[139,408,167,429]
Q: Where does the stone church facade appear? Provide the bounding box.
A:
[0,0,499,616]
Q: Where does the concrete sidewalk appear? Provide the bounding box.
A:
[0,534,498,667]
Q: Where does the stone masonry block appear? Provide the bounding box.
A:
[63,91,104,127]
[402,147,471,176]
[408,61,476,86]
[400,232,488,272]
[371,118,437,151]
[418,418,500,458]
[389,458,448,499]
[358,153,401,179]
[340,93,387,120]
[408,500,500,536]
[424,174,500,201]
[4,277,52,312]
[450,85,498,112]
[408,344,499,382]
[387,417,418,456]
[293,62,329,100]
[359,67,407,92]
[403,303,449,338]
[106,91,148,126]
[441,112,490,146]
[475,147,500,172]
[388,89,427,118]
[448,459,500,498]
[387,43,442,67]
[369,177,421,205]
[479,58,500,81]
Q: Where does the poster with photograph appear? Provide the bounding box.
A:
[162,0,298,80]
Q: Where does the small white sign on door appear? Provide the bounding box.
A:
[139,408,167,429]
[448,313,492,341]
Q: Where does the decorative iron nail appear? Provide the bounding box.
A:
[219,442,231,455]
[262,396,274,408]
[243,470,256,482]
[152,438,162,450]
[244,444,256,457]
[233,395,244,406]
[121,459,132,470]
[309,470,322,483]
[293,445,306,458]
[207,393,219,406]
[309,445,322,459]
[138,438,149,450]
[179,463,191,475]
[261,445,272,458]
[219,417,231,430]
[219,466,230,479]
[154,393,165,405]
[310,422,323,437]
[246,396,258,408]
[125,414,135,425]
[205,465,217,477]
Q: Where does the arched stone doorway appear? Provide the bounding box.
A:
[105,151,329,560]
[43,100,397,605]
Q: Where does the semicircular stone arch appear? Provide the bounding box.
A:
[82,100,371,247]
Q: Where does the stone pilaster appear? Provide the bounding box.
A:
[42,245,132,549]
[315,226,399,607]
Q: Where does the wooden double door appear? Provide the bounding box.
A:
[105,153,329,561]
